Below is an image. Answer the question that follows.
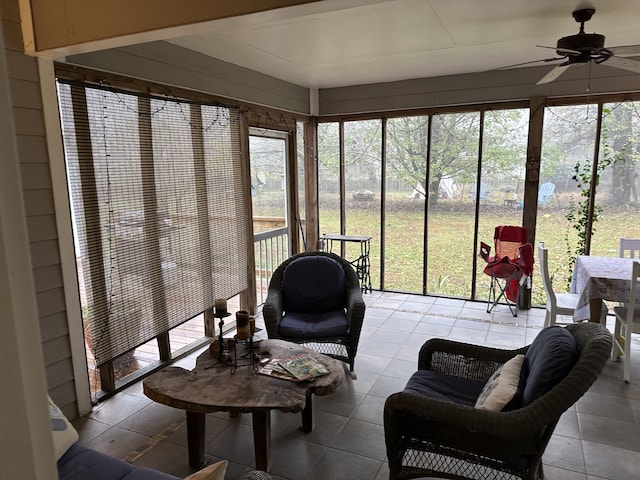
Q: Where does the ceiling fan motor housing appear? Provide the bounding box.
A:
[556,33,605,56]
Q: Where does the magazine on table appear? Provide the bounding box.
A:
[257,358,298,381]
[257,355,329,382]
[278,355,330,381]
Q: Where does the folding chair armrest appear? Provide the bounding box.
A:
[479,242,492,262]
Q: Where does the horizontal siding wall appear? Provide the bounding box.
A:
[319,63,640,115]
[65,41,311,114]
[2,0,78,418]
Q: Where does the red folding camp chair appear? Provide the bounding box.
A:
[479,225,534,316]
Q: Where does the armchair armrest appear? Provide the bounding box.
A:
[262,277,284,339]
[345,281,366,326]
[384,391,547,457]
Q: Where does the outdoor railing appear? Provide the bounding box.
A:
[254,226,289,305]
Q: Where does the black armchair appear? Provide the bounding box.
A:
[262,251,366,372]
[384,322,611,480]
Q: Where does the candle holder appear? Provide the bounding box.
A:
[230,310,259,373]
[230,335,259,374]
[214,310,232,363]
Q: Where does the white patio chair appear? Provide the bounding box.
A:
[611,260,640,382]
[619,238,640,259]
[538,242,607,327]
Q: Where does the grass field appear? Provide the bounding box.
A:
[253,189,640,305]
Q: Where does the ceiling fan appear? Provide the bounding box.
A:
[532,8,640,85]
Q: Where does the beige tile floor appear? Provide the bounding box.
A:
[72,292,640,480]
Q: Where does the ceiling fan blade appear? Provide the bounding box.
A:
[604,55,640,74]
[606,44,640,56]
[536,44,581,56]
[536,64,571,85]
[494,57,564,70]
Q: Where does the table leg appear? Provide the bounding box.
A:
[252,410,270,472]
[589,298,603,323]
[301,393,313,433]
[186,411,205,468]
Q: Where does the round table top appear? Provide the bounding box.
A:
[143,339,344,414]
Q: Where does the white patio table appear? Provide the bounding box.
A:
[570,255,637,322]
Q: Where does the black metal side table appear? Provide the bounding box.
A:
[321,233,372,293]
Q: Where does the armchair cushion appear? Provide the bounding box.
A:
[279,310,349,338]
[404,370,485,406]
[520,326,577,406]
[282,256,346,313]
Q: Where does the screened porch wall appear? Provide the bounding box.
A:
[10,15,640,421]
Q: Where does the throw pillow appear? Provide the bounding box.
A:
[474,354,524,411]
[184,460,228,480]
[48,395,79,461]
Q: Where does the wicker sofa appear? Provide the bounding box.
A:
[384,322,612,480]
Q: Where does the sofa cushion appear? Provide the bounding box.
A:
[520,326,578,406]
[58,443,133,480]
[48,395,79,461]
[282,256,346,313]
[404,370,485,406]
[474,354,524,411]
[58,443,180,480]
[278,310,348,338]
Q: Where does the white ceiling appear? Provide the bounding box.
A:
[167,0,640,89]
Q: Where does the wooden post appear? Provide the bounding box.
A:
[521,96,546,309]
[304,121,319,251]
[239,112,258,315]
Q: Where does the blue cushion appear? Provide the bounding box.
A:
[279,310,349,338]
[404,370,486,406]
[282,256,346,313]
[58,444,179,480]
[404,371,529,472]
[520,326,577,406]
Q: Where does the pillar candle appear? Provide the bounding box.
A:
[215,298,227,315]
[236,310,251,339]
[249,316,256,335]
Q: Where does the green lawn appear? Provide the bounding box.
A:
[318,195,640,305]
[255,190,640,306]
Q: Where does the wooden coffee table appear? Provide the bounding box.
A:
[143,339,344,471]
